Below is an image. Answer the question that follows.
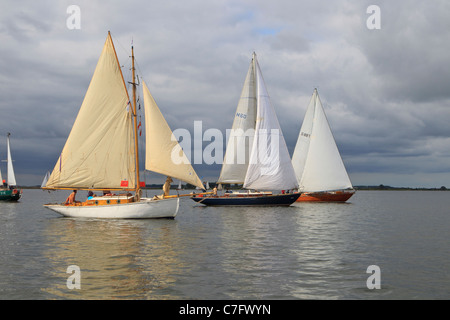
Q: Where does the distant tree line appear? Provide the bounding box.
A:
[354,185,448,191]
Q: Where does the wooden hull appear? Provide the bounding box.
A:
[192,192,300,206]
[0,189,22,201]
[295,190,355,202]
[44,196,179,219]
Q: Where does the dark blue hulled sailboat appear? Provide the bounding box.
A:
[192,53,300,206]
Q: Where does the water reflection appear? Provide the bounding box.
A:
[42,217,183,299]
[289,201,365,299]
[215,206,302,299]
[6,189,449,299]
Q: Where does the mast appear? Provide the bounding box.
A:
[131,44,141,199]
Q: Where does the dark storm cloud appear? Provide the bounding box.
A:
[0,1,449,187]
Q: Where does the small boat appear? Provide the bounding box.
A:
[291,89,355,202]
[192,53,300,206]
[0,133,22,201]
[43,32,205,218]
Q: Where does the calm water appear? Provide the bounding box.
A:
[0,189,449,300]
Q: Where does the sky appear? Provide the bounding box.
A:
[1,0,450,188]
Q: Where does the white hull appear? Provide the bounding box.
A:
[44,197,180,219]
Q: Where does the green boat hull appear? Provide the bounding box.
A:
[0,189,22,201]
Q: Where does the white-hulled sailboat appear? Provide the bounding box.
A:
[43,32,204,218]
[291,88,355,202]
[192,53,300,206]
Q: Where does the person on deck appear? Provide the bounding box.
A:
[65,190,79,205]
[163,176,173,197]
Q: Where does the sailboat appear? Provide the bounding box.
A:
[41,171,50,188]
[192,53,300,206]
[291,88,355,202]
[43,32,205,218]
[0,133,22,201]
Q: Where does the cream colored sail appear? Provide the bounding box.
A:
[45,33,136,190]
[142,81,204,189]
[217,53,257,184]
[292,89,353,192]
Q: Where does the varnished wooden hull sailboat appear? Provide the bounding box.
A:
[292,89,355,203]
[43,32,205,218]
[193,53,300,206]
[0,133,22,202]
[295,190,355,202]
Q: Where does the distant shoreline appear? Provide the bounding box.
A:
[354,185,448,191]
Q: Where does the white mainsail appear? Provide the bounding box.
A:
[243,57,298,191]
[45,34,135,190]
[218,53,298,191]
[142,81,204,189]
[292,89,353,192]
[6,133,17,186]
[217,53,257,184]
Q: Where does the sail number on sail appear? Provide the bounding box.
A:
[236,112,247,119]
[300,132,311,138]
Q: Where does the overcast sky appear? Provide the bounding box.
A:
[1,0,450,188]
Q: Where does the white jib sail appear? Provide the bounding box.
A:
[7,134,17,186]
[41,171,50,188]
[292,89,352,192]
[243,56,299,191]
